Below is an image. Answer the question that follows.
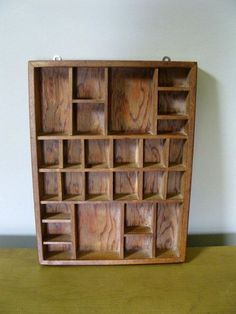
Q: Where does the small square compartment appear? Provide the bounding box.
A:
[73,67,106,100]
[144,139,167,169]
[156,203,182,258]
[167,171,184,200]
[45,243,72,260]
[158,91,188,115]
[125,235,152,259]
[157,119,188,135]
[109,68,155,134]
[86,172,110,201]
[40,173,59,201]
[74,103,105,135]
[42,204,72,222]
[114,171,139,200]
[158,67,190,87]
[77,203,121,260]
[114,139,139,168]
[39,140,59,169]
[125,203,154,235]
[143,171,165,200]
[169,139,186,168]
[85,139,109,168]
[63,172,84,201]
[64,140,82,169]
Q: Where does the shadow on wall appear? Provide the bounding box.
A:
[188,68,228,242]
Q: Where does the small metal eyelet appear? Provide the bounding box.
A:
[53,55,62,61]
[162,56,171,62]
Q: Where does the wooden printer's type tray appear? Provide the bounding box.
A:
[29,60,197,265]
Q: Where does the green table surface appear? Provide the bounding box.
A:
[0,247,235,314]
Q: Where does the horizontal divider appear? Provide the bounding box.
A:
[72,99,105,104]
[38,166,186,172]
[37,134,188,140]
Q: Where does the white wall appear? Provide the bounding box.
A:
[0,0,236,235]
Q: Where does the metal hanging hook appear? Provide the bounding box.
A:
[53,55,62,61]
[162,56,171,62]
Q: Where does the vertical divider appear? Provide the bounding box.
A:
[81,139,85,169]
[120,203,125,259]
[104,67,109,135]
[138,170,143,200]
[59,139,64,169]
[109,138,114,168]
[152,68,158,134]
[138,139,143,168]
[152,203,157,258]
[71,205,77,260]
[68,67,73,135]
[81,139,86,200]
[109,172,113,201]
[163,138,170,199]
[58,172,63,201]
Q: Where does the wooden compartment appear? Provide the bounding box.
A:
[125,203,154,235]
[86,172,110,201]
[109,68,155,134]
[73,67,106,100]
[156,203,182,257]
[157,119,188,135]
[143,171,165,200]
[85,139,109,168]
[169,139,187,168]
[74,103,105,135]
[62,173,84,201]
[144,139,167,169]
[38,68,71,135]
[167,171,184,200]
[114,171,139,200]
[30,60,197,265]
[64,140,82,169]
[114,139,139,168]
[158,91,189,115]
[77,204,121,260]
[125,235,152,259]
[40,173,59,201]
[39,140,59,169]
[42,204,72,222]
[158,67,190,87]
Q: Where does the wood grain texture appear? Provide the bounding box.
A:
[74,67,105,100]
[29,60,197,265]
[42,173,58,197]
[157,119,187,135]
[158,67,190,87]
[86,172,110,200]
[143,171,165,200]
[77,204,121,254]
[158,91,188,115]
[167,171,184,199]
[40,68,70,134]
[114,171,138,198]
[169,139,186,167]
[39,140,59,167]
[63,173,83,198]
[75,103,105,135]
[125,235,152,259]
[125,203,153,231]
[114,139,139,167]
[144,139,166,168]
[85,139,109,168]
[64,140,82,167]
[109,68,154,134]
[156,203,181,254]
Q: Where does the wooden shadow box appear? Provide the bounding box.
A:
[29,60,197,265]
